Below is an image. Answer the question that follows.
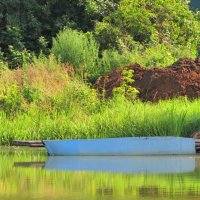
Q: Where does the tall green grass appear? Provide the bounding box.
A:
[0,97,200,145]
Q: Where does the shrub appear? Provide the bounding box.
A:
[52,29,99,77]
[7,45,32,69]
[49,79,100,114]
[0,83,22,116]
[113,69,139,102]
[99,49,133,74]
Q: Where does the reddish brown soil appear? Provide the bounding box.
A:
[95,58,200,102]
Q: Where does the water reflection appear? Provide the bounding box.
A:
[44,156,196,174]
[14,162,45,168]
[2,148,200,200]
[13,155,200,174]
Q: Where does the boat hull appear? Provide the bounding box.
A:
[43,137,196,156]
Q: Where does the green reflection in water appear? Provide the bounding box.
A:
[0,147,200,200]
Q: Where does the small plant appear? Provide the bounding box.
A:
[7,45,32,68]
[113,69,139,102]
[38,36,50,55]
[0,83,22,116]
[22,82,41,104]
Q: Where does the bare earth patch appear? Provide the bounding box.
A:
[95,58,200,102]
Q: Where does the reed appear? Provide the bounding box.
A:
[0,97,200,145]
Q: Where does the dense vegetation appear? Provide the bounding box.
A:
[0,0,200,70]
[0,0,200,144]
[0,56,200,144]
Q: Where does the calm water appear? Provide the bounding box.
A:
[1,147,200,200]
[190,0,200,10]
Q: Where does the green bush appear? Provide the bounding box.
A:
[46,79,100,115]
[99,42,197,70]
[128,43,197,67]
[7,46,32,69]
[100,49,133,73]
[95,21,122,51]
[95,0,200,55]
[52,29,99,78]
[0,83,22,116]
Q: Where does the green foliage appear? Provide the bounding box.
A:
[113,69,139,102]
[0,59,199,143]
[0,49,4,66]
[38,36,50,55]
[1,0,200,145]
[140,45,175,67]
[32,52,61,70]
[50,80,100,115]
[84,0,120,29]
[52,29,136,81]
[0,0,119,56]
[130,43,197,67]
[0,83,22,116]
[1,26,24,51]
[0,26,28,68]
[7,46,32,68]
[100,49,133,73]
[85,0,119,17]
[98,43,197,75]
[21,70,42,104]
[52,29,99,77]
[0,0,60,52]
[95,0,200,54]
[0,96,200,144]
[1,0,200,72]
[95,21,122,51]
[22,85,40,104]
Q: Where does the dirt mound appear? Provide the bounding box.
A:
[95,58,200,102]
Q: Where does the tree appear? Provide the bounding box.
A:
[95,0,200,52]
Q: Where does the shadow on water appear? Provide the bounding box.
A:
[14,155,200,174]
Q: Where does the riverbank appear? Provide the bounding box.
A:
[0,56,199,145]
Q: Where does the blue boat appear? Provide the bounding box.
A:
[43,137,195,156]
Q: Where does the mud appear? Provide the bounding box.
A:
[95,58,200,102]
